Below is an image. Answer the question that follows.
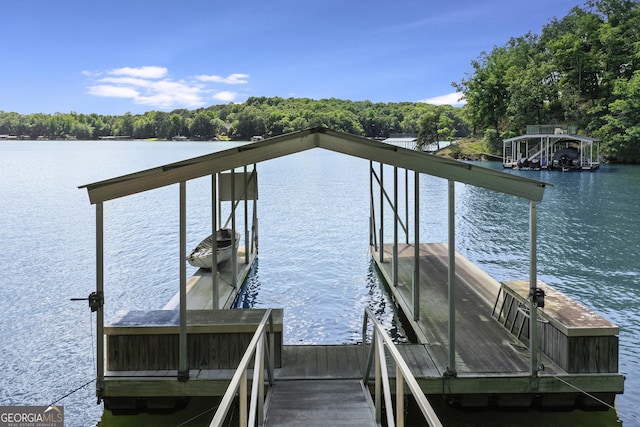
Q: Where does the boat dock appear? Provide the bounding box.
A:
[79,127,623,425]
[372,242,622,407]
[502,125,600,171]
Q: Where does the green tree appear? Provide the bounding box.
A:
[454,47,510,134]
[599,70,640,161]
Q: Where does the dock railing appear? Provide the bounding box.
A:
[209,308,275,427]
[362,307,442,427]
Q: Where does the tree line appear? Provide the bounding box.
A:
[455,0,640,161]
[0,99,467,146]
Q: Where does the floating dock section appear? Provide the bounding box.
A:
[371,243,622,407]
[79,127,623,421]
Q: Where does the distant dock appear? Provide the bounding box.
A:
[503,124,600,171]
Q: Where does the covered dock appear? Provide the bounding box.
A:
[503,125,600,171]
[79,127,623,423]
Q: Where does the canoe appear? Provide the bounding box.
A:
[187,228,240,269]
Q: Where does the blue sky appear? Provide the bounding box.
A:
[2,0,580,115]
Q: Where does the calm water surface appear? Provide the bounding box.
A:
[0,141,637,426]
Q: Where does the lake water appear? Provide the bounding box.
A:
[0,140,637,426]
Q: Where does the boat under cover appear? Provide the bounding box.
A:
[187,228,239,269]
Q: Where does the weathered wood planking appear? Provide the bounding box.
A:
[105,309,283,371]
[373,242,621,377]
[264,380,378,427]
[100,343,623,409]
[501,280,619,373]
[163,246,255,310]
[374,243,543,374]
[501,281,619,336]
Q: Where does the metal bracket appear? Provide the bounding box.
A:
[443,367,458,378]
[177,370,190,382]
[530,288,545,308]
[71,292,104,312]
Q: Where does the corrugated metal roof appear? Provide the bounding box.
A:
[80,127,549,204]
[503,134,600,143]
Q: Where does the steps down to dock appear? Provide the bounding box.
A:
[263,379,378,427]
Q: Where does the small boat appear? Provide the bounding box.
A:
[187,228,240,269]
[550,147,580,171]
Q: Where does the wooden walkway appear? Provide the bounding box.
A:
[264,380,377,427]
[102,343,623,413]
[163,247,255,310]
[275,344,438,380]
[369,242,623,407]
[373,242,545,374]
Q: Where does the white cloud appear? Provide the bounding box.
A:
[196,73,249,84]
[85,66,249,110]
[213,91,238,102]
[109,66,168,79]
[421,92,466,106]
[87,85,140,98]
[136,80,203,108]
[99,77,156,87]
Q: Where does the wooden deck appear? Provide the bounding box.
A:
[373,243,542,374]
[163,246,255,310]
[100,241,623,414]
[371,242,623,406]
[264,380,377,427]
[102,343,622,413]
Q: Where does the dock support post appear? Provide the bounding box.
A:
[231,169,237,288]
[405,169,409,244]
[252,165,259,254]
[379,162,384,263]
[244,165,249,265]
[529,201,539,375]
[413,171,420,321]
[393,166,398,286]
[96,202,104,399]
[212,174,219,309]
[178,181,189,381]
[369,161,377,251]
[447,180,457,375]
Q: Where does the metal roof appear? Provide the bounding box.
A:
[80,127,549,204]
[503,134,600,143]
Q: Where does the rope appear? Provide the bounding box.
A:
[49,306,100,407]
[175,403,219,426]
[90,310,96,374]
[551,375,616,410]
[49,378,96,407]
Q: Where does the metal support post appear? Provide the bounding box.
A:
[231,168,237,287]
[393,166,398,286]
[405,169,409,244]
[212,174,219,309]
[178,181,189,381]
[379,162,384,263]
[244,166,249,264]
[447,180,457,375]
[413,171,420,321]
[529,201,539,374]
[95,202,104,401]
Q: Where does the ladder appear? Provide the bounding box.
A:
[492,287,530,341]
